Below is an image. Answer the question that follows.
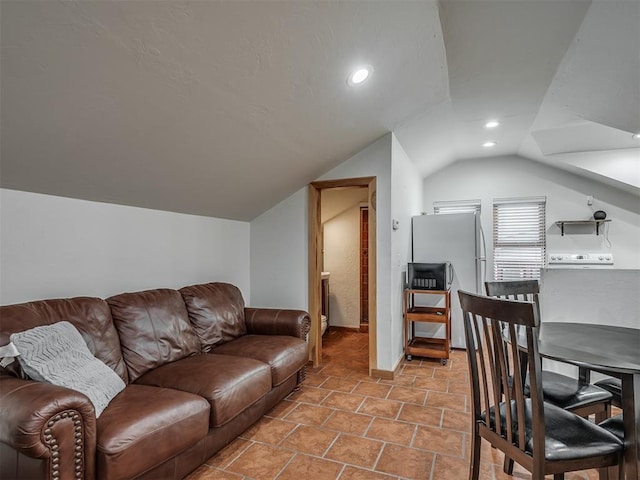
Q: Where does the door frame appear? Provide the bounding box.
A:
[308,176,377,372]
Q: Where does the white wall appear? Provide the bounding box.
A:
[321,187,370,327]
[539,269,640,329]
[250,133,395,369]
[422,155,640,274]
[250,188,308,309]
[0,189,250,305]
[318,134,393,369]
[390,135,425,369]
[323,198,364,329]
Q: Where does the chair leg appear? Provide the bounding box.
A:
[599,462,622,480]
[503,456,514,475]
[592,404,613,480]
[469,427,481,480]
[553,475,564,480]
[595,402,612,424]
[531,470,545,480]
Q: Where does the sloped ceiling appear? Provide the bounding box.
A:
[396,0,640,195]
[0,0,448,220]
[519,0,640,194]
[1,0,638,222]
[321,187,368,224]
[423,0,592,163]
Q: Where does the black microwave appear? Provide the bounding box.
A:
[407,262,452,290]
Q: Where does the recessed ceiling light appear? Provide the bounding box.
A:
[485,120,501,129]
[483,141,497,148]
[347,66,372,86]
[633,132,640,140]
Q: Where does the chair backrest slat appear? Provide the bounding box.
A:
[485,318,504,435]
[525,307,546,459]
[464,308,483,422]
[507,321,528,448]
[492,318,512,443]
[472,313,493,427]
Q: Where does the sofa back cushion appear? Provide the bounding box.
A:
[0,297,129,383]
[106,289,200,382]
[179,282,247,352]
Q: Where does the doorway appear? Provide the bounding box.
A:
[359,205,369,332]
[308,177,377,372]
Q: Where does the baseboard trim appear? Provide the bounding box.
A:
[392,354,405,377]
[329,326,361,332]
[370,368,394,380]
[371,356,404,380]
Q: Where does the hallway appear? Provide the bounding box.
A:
[320,328,370,375]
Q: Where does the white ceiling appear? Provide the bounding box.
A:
[1,0,638,221]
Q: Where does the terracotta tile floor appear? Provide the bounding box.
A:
[186,329,605,480]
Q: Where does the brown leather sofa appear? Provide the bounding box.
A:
[0,282,310,480]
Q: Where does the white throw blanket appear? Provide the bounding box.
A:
[10,321,125,417]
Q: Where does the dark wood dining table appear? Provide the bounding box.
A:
[538,322,640,480]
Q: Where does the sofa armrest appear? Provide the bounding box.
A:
[0,376,96,480]
[244,308,311,340]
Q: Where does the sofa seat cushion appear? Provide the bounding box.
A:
[485,399,622,462]
[135,353,271,427]
[96,385,209,480]
[212,335,308,386]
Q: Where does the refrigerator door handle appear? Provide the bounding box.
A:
[475,257,487,293]
[479,225,488,259]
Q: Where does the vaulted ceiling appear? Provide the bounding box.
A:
[1,0,638,221]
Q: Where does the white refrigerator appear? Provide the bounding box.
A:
[411,212,486,349]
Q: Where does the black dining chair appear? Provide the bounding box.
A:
[595,377,623,408]
[459,290,623,480]
[485,280,612,422]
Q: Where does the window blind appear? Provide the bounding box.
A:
[434,199,481,215]
[493,197,546,281]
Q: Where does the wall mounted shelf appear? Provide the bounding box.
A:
[555,220,611,236]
